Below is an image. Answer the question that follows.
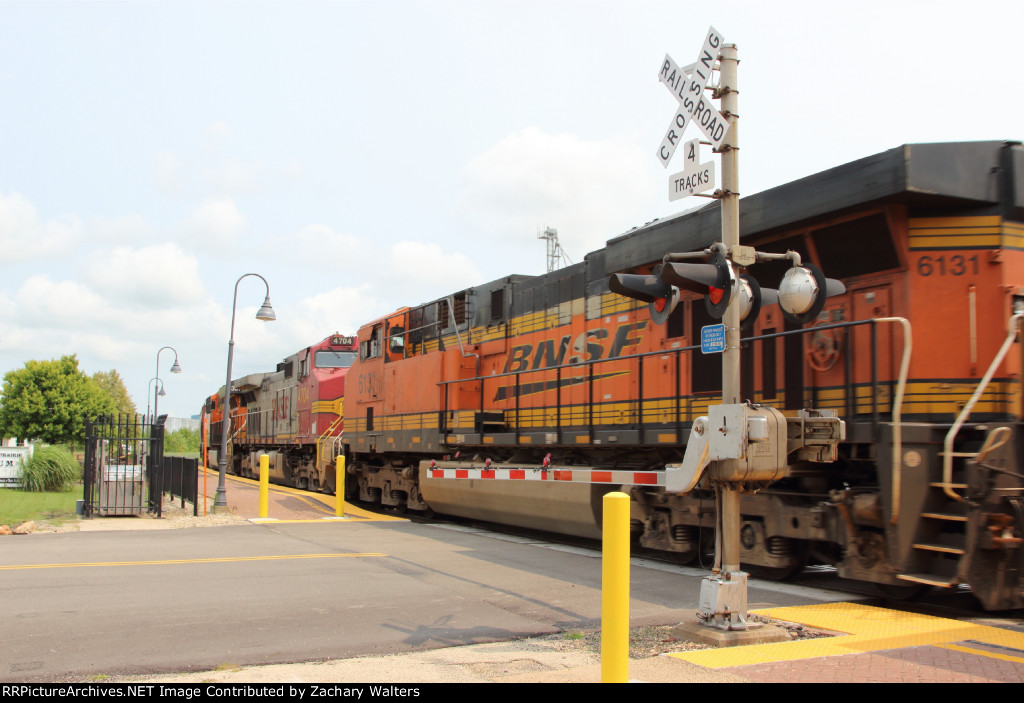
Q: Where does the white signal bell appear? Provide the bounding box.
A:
[737,277,754,320]
[775,262,845,326]
[778,266,819,317]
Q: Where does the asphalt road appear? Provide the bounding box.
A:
[1,517,844,682]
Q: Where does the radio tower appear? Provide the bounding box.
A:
[538,227,572,272]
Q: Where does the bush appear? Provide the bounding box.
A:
[22,445,82,492]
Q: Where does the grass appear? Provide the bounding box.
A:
[0,487,80,527]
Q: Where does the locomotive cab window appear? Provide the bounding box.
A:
[387,324,406,359]
[360,325,382,360]
[315,350,356,368]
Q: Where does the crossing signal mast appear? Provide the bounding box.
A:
[611,28,845,638]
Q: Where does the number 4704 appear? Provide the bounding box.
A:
[916,254,978,276]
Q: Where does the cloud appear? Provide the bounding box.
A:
[283,285,393,346]
[153,151,188,196]
[390,240,484,302]
[204,158,267,195]
[88,214,165,245]
[181,197,246,252]
[264,224,365,271]
[13,275,106,331]
[459,127,657,263]
[0,192,83,264]
[82,242,207,308]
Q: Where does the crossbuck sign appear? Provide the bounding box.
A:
[656,26,730,200]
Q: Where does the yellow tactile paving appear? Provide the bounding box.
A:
[668,602,1024,668]
[198,467,407,522]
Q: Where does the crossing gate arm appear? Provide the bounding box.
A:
[423,460,686,489]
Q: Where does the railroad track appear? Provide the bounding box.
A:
[278,481,1024,622]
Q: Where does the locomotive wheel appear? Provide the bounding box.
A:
[671,529,715,568]
[668,548,699,565]
[747,561,807,581]
[746,542,810,581]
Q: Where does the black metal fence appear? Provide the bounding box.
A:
[163,455,199,516]
[83,414,198,518]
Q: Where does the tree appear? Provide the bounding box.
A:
[165,427,200,456]
[0,355,115,444]
[92,369,137,417]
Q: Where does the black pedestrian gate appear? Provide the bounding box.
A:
[83,414,165,518]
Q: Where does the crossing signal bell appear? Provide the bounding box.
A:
[776,263,846,325]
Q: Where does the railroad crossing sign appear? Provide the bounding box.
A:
[656,26,731,184]
[669,138,715,200]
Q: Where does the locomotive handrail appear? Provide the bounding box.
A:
[316,414,344,475]
[941,313,1024,504]
[871,317,912,524]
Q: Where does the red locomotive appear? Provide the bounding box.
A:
[202,333,356,491]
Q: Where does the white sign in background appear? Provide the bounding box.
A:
[0,446,31,488]
[656,26,731,169]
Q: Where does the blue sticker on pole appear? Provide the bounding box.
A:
[700,324,726,354]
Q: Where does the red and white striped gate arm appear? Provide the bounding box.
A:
[424,459,684,490]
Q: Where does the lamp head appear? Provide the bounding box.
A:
[256,296,276,322]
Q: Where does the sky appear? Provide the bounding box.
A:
[0,0,1021,420]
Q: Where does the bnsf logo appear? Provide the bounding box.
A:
[503,322,648,373]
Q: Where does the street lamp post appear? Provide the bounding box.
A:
[216,273,276,511]
[154,346,182,423]
[146,377,166,422]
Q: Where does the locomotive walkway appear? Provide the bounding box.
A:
[70,469,1024,684]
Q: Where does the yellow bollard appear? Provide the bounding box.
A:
[259,454,269,518]
[601,491,630,683]
[335,456,345,517]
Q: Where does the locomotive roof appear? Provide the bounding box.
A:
[356,140,1022,330]
[603,140,1023,273]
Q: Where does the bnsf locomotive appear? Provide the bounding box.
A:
[208,141,1024,610]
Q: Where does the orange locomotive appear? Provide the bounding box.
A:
[345,141,1024,609]
[202,333,356,492]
